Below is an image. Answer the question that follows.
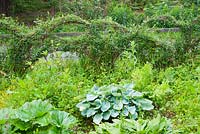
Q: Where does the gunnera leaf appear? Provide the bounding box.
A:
[16,99,53,122]
[0,108,15,124]
[34,113,51,127]
[11,119,31,131]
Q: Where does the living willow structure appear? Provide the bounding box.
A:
[0,14,199,75]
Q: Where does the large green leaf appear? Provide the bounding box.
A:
[101,101,110,112]
[122,108,129,116]
[111,86,122,96]
[113,100,123,110]
[103,111,111,120]
[81,109,88,116]
[76,102,90,111]
[111,110,119,118]
[11,119,31,131]
[93,99,102,110]
[87,94,98,101]
[123,83,134,90]
[125,90,143,98]
[93,114,103,124]
[86,108,97,117]
[122,98,129,104]
[34,113,50,127]
[50,110,76,129]
[0,108,14,124]
[46,126,61,134]
[127,106,136,115]
[136,99,154,111]
[16,99,53,122]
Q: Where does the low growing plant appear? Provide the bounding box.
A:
[76,84,154,124]
[0,99,77,134]
[91,114,173,134]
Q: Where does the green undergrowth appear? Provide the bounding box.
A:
[0,52,199,133]
[0,1,199,133]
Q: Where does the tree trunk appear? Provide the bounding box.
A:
[0,0,10,15]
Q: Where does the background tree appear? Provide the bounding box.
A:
[0,0,10,15]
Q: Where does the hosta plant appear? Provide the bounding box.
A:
[0,99,76,134]
[76,84,154,124]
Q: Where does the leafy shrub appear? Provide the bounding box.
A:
[114,41,137,79]
[0,99,76,134]
[0,14,89,74]
[145,15,178,28]
[4,58,93,116]
[144,2,199,22]
[76,83,154,124]
[59,0,105,19]
[108,4,134,26]
[132,64,154,90]
[10,0,56,14]
[91,115,173,134]
[156,64,200,132]
[77,30,132,71]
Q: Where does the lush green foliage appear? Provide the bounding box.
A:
[91,115,173,134]
[108,4,134,26]
[0,99,76,134]
[1,5,199,73]
[1,58,92,114]
[77,84,154,124]
[10,0,56,14]
[0,1,200,134]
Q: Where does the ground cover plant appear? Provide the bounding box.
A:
[90,115,173,134]
[0,0,199,134]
